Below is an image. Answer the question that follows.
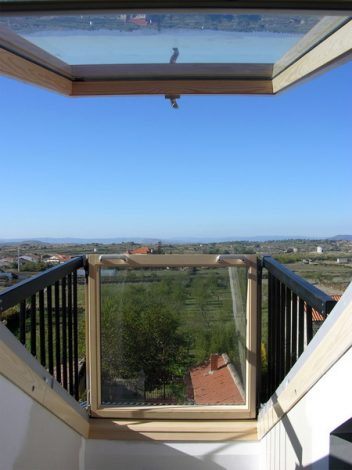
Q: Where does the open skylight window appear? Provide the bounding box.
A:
[0,3,351,95]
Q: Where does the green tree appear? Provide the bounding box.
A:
[101,283,190,391]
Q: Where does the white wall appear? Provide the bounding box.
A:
[260,285,352,470]
[0,371,260,470]
[0,370,260,470]
[0,375,84,470]
[85,440,260,470]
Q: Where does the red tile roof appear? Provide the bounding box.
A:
[187,354,244,405]
[309,294,341,321]
[312,310,325,322]
[57,254,71,261]
[128,246,151,255]
[129,17,148,26]
[47,254,71,262]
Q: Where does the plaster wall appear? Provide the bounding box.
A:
[0,372,260,470]
[85,439,260,470]
[0,375,84,470]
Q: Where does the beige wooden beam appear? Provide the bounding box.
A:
[71,63,273,80]
[0,322,89,437]
[0,24,72,78]
[273,19,352,93]
[71,79,273,96]
[89,418,258,442]
[0,47,72,95]
[273,16,349,76]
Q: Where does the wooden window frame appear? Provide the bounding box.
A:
[0,7,350,96]
[87,254,258,420]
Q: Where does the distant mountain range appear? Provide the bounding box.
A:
[0,235,351,245]
[0,237,159,245]
[329,235,352,241]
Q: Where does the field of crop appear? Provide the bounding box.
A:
[287,261,352,295]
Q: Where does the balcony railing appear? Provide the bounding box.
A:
[261,256,337,402]
[0,254,339,412]
[0,256,85,400]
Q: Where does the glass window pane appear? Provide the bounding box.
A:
[100,265,248,406]
[0,13,325,65]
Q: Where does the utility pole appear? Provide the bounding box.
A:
[17,246,20,273]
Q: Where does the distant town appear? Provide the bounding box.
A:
[1,237,351,295]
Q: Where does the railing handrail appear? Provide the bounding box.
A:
[262,256,336,316]
[0,256,85,313]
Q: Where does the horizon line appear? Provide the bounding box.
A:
[0,234,350,244]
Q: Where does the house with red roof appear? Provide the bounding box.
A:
[45,254,71,264]
[128,246,152,255]
[311,294,341,333]
[128,14,148,27]
[186,353,245,405]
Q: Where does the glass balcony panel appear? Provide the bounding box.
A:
[100,265,248,406]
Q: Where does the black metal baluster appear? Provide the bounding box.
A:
[47,285,54,375]
[270,276,277,394]
[291,293,297,367]
[267,272,273,398]
[19,300,26,345]
[55,281,61,383]
[298,298,305,356]
[273,277,280,390]
[68,273,73,396]
[256,259,263,405]
[285,287,292,376]
[261,256,338,399]
[39,289,46,366]
[73,270,79,400]
[62,276,68,390]
[277,278,282,389]
[0,257,85,400]
[30,295,36,357]
[279,282,286,384]
[306,305,313,345]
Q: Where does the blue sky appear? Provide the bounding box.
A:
[0,61,351,240]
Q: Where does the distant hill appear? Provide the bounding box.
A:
[1,235,350,245]
[330,235,352,241]
[0,237,160,245]
[0,235,323,245]
[0,239,49,246]
[166,235,317,243]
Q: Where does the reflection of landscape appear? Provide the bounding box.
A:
[0,13,322,64]
[100,266,247,406]
[23,30,305,64]
[0,13,321,34]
